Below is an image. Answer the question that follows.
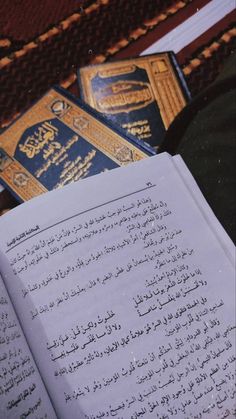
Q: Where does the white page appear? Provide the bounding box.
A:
[0,271,57,419]
[0,153,235,418]
[172,155,235,265]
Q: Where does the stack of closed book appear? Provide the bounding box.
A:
[0,52,189,203]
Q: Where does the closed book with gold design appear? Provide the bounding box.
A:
[78,52,190,149]
[0,87,154,202]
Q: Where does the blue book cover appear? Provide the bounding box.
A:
[0,86,155,202]
[78,52,190,150]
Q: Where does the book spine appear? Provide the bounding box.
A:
[168,51,191,101]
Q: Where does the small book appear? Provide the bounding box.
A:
[0,86,154,202]
[78,52,190,149]
[0,152,235,418]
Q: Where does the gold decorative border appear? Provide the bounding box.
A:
[56,91,149,164]
[93,80,155,115]
[0,152,48,201]
[0,92,59,156]
[79,53,187,129]
[0,88,148,200]
[0,89,148,162]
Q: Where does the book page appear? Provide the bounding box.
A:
[0,153,235,418]
[0,271,57,419]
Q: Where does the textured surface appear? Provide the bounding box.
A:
[0,0,86,42]
[0,0,178,128]
[182,24,236,96]
[0,0,235,214]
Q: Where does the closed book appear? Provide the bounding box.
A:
[0,86,154,202]
[78,52,190,149]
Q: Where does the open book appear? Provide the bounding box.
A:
[0,152,235,419]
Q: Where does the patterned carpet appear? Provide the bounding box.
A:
[1,0,235,129]
[0,0,179,128]
[0,0,235,213]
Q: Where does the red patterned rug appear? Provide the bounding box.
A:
[1,0,235,130]
[0,0,179,128]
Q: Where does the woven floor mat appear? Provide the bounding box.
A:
[0,0,180,128]
[182,23,236,97]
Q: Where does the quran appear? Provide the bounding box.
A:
[0,152,235,419]
[0,87,153,203]
[78,52,190,149]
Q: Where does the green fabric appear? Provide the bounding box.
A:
[161,53,236,242]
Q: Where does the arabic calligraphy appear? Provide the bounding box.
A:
[19,122,59,159]
[2,183,235,418]
[55,149,97,187]
[0,276,55,418]
[9,196,170,275]
[34,133,80,178]
[122,120,152,140]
